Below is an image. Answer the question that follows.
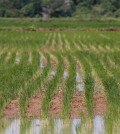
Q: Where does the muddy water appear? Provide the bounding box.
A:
[2,116,105,134]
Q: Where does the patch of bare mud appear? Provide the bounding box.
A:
[3,91,107,118]
[26,91,44,117]
[94,91,107,115]
[49,90,63,118]
[3,99,19,118]
[70,91,86,119]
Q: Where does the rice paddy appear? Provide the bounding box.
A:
[0,19,120,134]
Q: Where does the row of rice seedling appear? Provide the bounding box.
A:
[63,53,76,117]
[75,52,95,118]
[0,18,120,29]
[19,51,42,117]
[1,50,43,117]
[86,53,120,134]
[42,53,64,117]
[0,30,120,134]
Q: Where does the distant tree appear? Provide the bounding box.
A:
[0,0,120,17]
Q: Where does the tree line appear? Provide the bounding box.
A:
[0,0,120,18]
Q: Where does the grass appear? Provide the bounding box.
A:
[0,18,120,29]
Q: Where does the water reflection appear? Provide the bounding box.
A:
[30,119,42,134]
[4,119,20,134]
[54,119,63,134]
[2,116,106,134]
[76,71,84,92]
[93,116,105,134]
[72,119,81,134]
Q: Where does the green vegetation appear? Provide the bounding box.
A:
[0,18,120,29]
[0,19,120,133]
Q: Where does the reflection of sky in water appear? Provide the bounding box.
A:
[3,116,105,134]
[76,71,84,92]
[4,119,20,134]
[2,58,117,134]
[30,119,42,134]
[54,119,63,134]
[72,119,81,134]
[93,116,105,134]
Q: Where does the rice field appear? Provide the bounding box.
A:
[0,23,120,134]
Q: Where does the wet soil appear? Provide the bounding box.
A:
[94,91,107,115]
[3,99,19,118]
[26,91,44,117]
[49,90,63,118]
[70,91,86,118]
[3,91,107,118]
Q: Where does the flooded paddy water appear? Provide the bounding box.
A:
[1,116,105,134]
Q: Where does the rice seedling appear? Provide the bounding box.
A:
[0,25,120,133]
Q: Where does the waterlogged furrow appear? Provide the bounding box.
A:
[1,117,107,134]
[88,53,120,134]
[49,57,69,118]
[85,56,107,116]
[70,60,86,118]
[42,53,64,117]
[25,53,51,117]
[0,119,12,134]
[19,52,45,117]
[0,52,27,117]
[75,52,95,117]
[4,119,20,134]
[2,52,39,117]
[63,53,76,117]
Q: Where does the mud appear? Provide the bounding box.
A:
[3,91,107,118]
[26,91,44,117]
[3,99,19,118]
[94,91,107,115]
[70,91,86,118]
[49,90,63,118]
